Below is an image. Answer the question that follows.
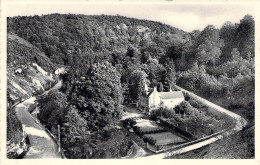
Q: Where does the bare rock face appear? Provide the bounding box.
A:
[7,131,29,159]
[7,63,57,158]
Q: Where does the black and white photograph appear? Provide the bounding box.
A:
[0,0,258,163]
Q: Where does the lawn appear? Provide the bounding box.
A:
[135,118,165,133]
[121,106,144,120]
[145,132,187,146]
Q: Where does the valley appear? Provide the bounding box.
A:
[6,13,255,159]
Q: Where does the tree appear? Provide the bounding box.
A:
[195,25,224,66]
[236,15,255,59]
[126,45,139,58]
[61,106,91,158]
[158,101,164,118]
[68,62,123,131]
[179,101,193,116]
[166,44,183,61]
[163,60,176,89]
[157,82,163,92]
[140,51,150,63]
[128,69,149,101]
[37,89,68,131]
[231,48,240,60]
[219,21,236,62]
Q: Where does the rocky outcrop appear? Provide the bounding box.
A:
[7,131,30,159]
[7,63,58,159]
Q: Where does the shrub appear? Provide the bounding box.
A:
[140,128,166,134]
[143,136,149,143]
[143,135,157,145]
[175,101,194,116]
[183,91,190,101]
[189,97,206,108]
[122,118,136,129]
[133,126,143,137]
[150,107,176,119]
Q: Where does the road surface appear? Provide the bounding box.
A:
[15,81,62,158]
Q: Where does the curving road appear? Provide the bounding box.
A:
[15,81,62,159]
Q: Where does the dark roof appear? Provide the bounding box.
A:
[147,90,154,97]
[159,91,184,99]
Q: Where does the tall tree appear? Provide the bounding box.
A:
[195,25,224,66]
[68,62,123,131]
[163,60,176,90]
[157,82,164,92]
[236,14,255,59]
[37,89,68,132]
[128,69,149,101]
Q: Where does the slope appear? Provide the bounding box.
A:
[7,14,190,66]
[7,33,58,158]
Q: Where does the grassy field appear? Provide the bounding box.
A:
[135,118,165,133]
[121,106,144,120]
[145,132,187,146]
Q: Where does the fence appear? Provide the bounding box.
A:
[146,128,225,153]
[45,128,67,159]
[159,118,207,140]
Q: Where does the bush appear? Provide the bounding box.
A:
[122,118,136,129]
[141,128,166,134]
[188,97,207,108]
[150,107,176,119]
[143,136,157,145]
[175,101,194,116]
[183,91,190,101]
[133,126,143,137]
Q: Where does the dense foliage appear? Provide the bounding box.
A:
[7,34,56,72]
[36,62,124,158]
[7,13,255,158]
[151,99,233,137]
[7,14,254,110]
[67,62,123,130]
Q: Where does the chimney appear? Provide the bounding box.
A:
[144,83,149,95]
[144,83,148,91]
[169,86,172,92]
[154,86,157,92]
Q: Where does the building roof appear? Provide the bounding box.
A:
[159,91,184,99]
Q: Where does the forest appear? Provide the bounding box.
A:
[7,14,255,158]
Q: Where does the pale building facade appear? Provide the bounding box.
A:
[138,84,185,115]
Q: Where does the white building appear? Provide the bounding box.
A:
[138,84,184,115]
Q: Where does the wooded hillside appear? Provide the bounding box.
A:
[7,14,255,158]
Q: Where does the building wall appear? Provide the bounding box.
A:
[139,88,184,115]
[162,98,184,109]
[148,90,162,109]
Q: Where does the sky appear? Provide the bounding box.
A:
[6,2,255,32]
